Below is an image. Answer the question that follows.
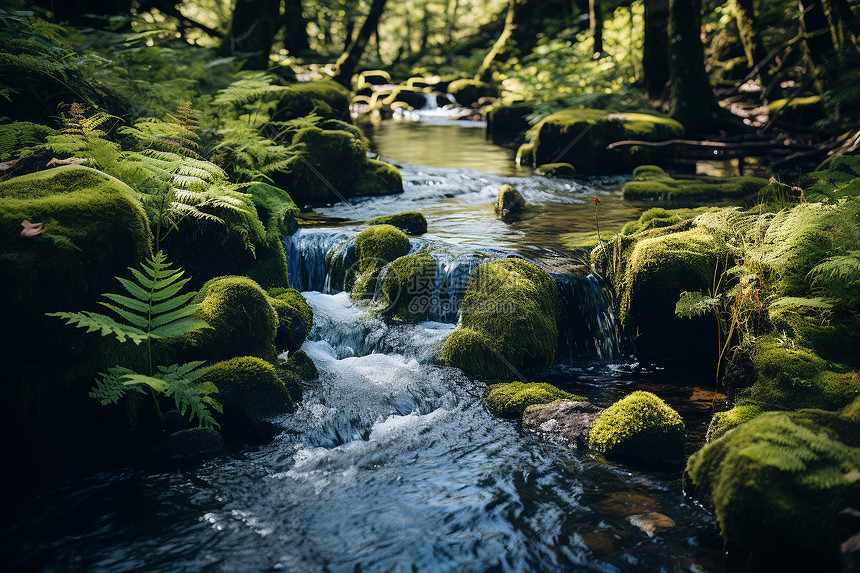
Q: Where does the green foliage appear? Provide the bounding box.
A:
[622,168,769,202]
[48,250,219,428]
[589,391,686,464]
[48,250,210,344]
[484,381,584,418]
[0,121,55,161]
[809,250,860,308]
[805,155,860,203]
[706,400,763,441]
[686,409,860,569]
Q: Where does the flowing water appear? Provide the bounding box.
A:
[4,120,729,572]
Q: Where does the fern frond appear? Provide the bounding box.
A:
[123,361,221,428]
[90,366,140,404]
[676,290,721,318]
[213,72,287,107]
[769,297,834,309]
[46,311,148,344]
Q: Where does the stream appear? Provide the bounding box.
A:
[5,120,728,572]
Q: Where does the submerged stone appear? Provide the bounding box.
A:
[494,184,527,221]
[535,163,577,178]
[522,400,602,447]
[368,211,428,235]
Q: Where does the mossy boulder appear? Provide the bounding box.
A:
[188,276,278,363]
[589,391,686,464]
[380,251,437,321]
[494,184,527,221]
[620,206,716,235]
[685,408,860,570]
[618,229,727,364]
[352,224,411,300]
[286,349,318,381]
[706,400,763,442]
[749,335,859,411]
[267,288,313,353]
[535,163,577,178]
[368,211,428,235]
[447,79,496,107]
[200,356,293,440]
[246,182,299,238]
[441,258,558,379]
[517,110,684,174]
[622,165,769,202]
[382,87,428,110]
[275,80,351,121]
[484,382,585,418]
[288,128,403,204]
[486,103,533,141]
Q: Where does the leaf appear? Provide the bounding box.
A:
[769,297,834,309]
[46,311,148,344]
[675,291,721,318]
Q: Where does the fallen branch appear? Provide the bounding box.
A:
[606,138,812,152]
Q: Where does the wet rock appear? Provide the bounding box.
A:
[522,400,602,447]
[580,531,614,555]
[160,428,225,460]
[494,184,527,221]
[628,512,676,537]
[484,382,585,418]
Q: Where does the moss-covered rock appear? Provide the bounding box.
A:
[486,103,533,141]
[618,229,727,363]
[368,211,428,235]
[441,258,558,379]
[622,166,769,202]
[706,400,763,442]
[494,184,527,221]
[188,276,278,363]
[352,224,411,300]
[200,356,293,440]
[288,128,403,204]
[589,391,686,464]
[246,182,299,238]
[517,110,684,174]
[381,87,428,110]
[685,408,860,570]
[380,251,437,321]
[620,206,716,235]
[447,79,496,107]
[749,335,858,411]
[535,163,577,178]
[267,288,313,353]
[286,349,318,381]
[275,80,351,121]
[484,382,584,418]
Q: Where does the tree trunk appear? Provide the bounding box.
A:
[476,0,517,82]
[445,0,461,56]
[224,0,281,69]
[732,0,769,71]
[643,0,670,100]
[332,0,388,87]
[798,0,835,91]
[589,0,603,54]
[283,0,311,56]
[668,0,735,134]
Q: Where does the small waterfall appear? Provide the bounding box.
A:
[423,93,438,110]
[552,272,620,362]
[427,252,492,322]
[284,230,354,293]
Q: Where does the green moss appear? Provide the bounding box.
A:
[522,109,683,172]
[516,142,535,166]
[589,391,686,464]
[352,224,411,300]
[632,165,667,179]
[750,335,858,411]
[618,229,727,363]
[447,79,496,106]
[442,258,558,379]
[290,127,367,203]
[268,288,313,353]
[685,409,860,569]
[535,163,577,178]
[246,182,299,239]
[319,119,368,144]
[494,184,527,221]
[706,400,763,441]
[275,80,351,121]
[368,211,428,235]
[354,159,403,197]
[622,168,769,201]
[188,276,278,363]
[200,356,293,440]
[768,306,860,367]
[381,87,428,109]
[380,251,436,321]
[484,382,585,418]
[620,206,717,235]
[843,395,860,421]
[767,95,825,124]
[286,349,318,381]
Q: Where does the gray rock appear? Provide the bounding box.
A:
[522,400,602,447]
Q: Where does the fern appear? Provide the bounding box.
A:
[48,250,210,343]
[0,121,55,161]
[50,251,220,428]
[675,290,721,318]
[805,155,860,202]
[213,71,287,107]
